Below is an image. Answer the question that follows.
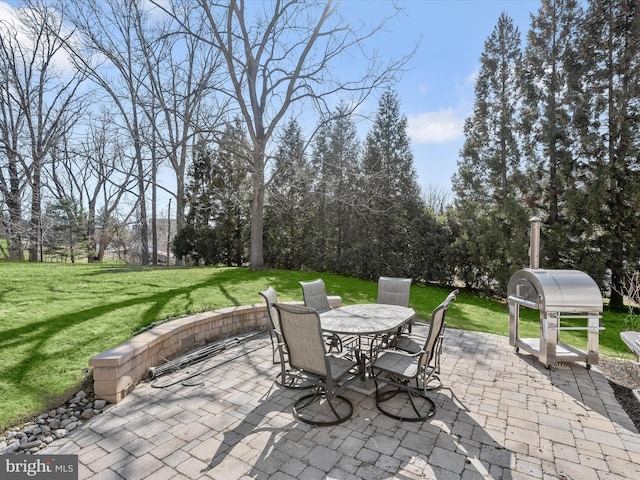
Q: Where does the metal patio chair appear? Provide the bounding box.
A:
[393,289,459,389]
[299,279,342,352]
[372,276,413,352]
[377,276,412,308]
[274,303,359,426]
[260,287,313,389]
[299,279,331,313]
[370,289,458,421]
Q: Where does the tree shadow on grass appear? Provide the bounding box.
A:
[0,274,247,426]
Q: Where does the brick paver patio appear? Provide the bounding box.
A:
[41,328,640,479]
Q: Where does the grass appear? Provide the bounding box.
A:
[0,262,634,429]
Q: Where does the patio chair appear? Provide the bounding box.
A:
[372,276,413,351]
[300,279,342,351]
[260,287,283,365]
[377,276,412,307]
[259,287,313,389]
[274,303,359,426]
[393,289,459,385]
[299,279,331,313]
[370,289,458,421]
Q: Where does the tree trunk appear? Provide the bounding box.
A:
[134,128,149,265]
[249,149,265,270]
[28,164,41,262]
[151,145,158,266]
[4,156,23,261]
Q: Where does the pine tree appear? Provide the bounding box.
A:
[522,0,584,268]
[310,103,361,273]
[360,89,424,279]
[452,12,531,291]
[264,119,312,269]
[210,119,252,267]
[576,0,640,310]
[185,139,215,229]
[177,119,251,266]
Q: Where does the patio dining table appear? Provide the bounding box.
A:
[320,303,416,381]
[320,303,415,335]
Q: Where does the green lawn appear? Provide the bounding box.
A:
[0,262,635,429]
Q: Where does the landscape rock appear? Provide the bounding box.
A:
[19,440,43,450]
[1,389,111,454]
[1,442,20,454]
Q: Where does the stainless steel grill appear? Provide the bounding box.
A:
[507,268,603,369]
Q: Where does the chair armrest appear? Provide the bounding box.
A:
[371,347,424,363]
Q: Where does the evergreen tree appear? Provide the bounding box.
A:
[177,119,251,266]
[210,119,252,267]
[264,119,312,269]
[175,138,216,265]
[360,89,425,279]
[452,13,531,291]
[522,0,584,268]
[576,0,640,310]
[310,103,362,273]
[43,199,89,263]
[185,139,215,229]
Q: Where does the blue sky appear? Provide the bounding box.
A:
[340,0,541,196]
[0,0,542,201]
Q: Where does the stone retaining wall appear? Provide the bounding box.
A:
[89,297,342,404]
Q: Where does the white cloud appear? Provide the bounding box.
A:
[465,68,479,86]
[0,1,77,75]
[0,0,12,16]
[407,109,465,144]
[0,1,17,27]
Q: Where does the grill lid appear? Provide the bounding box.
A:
[507,268,603,313]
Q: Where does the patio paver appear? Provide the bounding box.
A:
[40,328,640,479]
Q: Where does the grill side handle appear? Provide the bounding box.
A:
[507,295,540,310]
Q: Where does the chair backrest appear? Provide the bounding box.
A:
[299,279,331,313]
[259,286,280,333]
[419,289,459,370]
[274,303,328,377]
[377,277,412,307]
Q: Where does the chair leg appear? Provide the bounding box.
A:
[373,374,436,422]
[422,367,443,391]
[269,330,278,364]
[292,387,354,426]
[273,344,314,390]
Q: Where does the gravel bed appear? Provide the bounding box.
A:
[0,390,110,455]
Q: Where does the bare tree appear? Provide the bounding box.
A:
[63,0,155,264]
[614,271,640,332]
[0,0,88,262]
[133,0,225,245]
[0,25,26,261]
[422,183,452,216]
[46,110,136,261]
[157,0,413,269]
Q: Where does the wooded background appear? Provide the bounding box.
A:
[1,0,638,309]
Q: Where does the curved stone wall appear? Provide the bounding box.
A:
[89,297,342,404]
